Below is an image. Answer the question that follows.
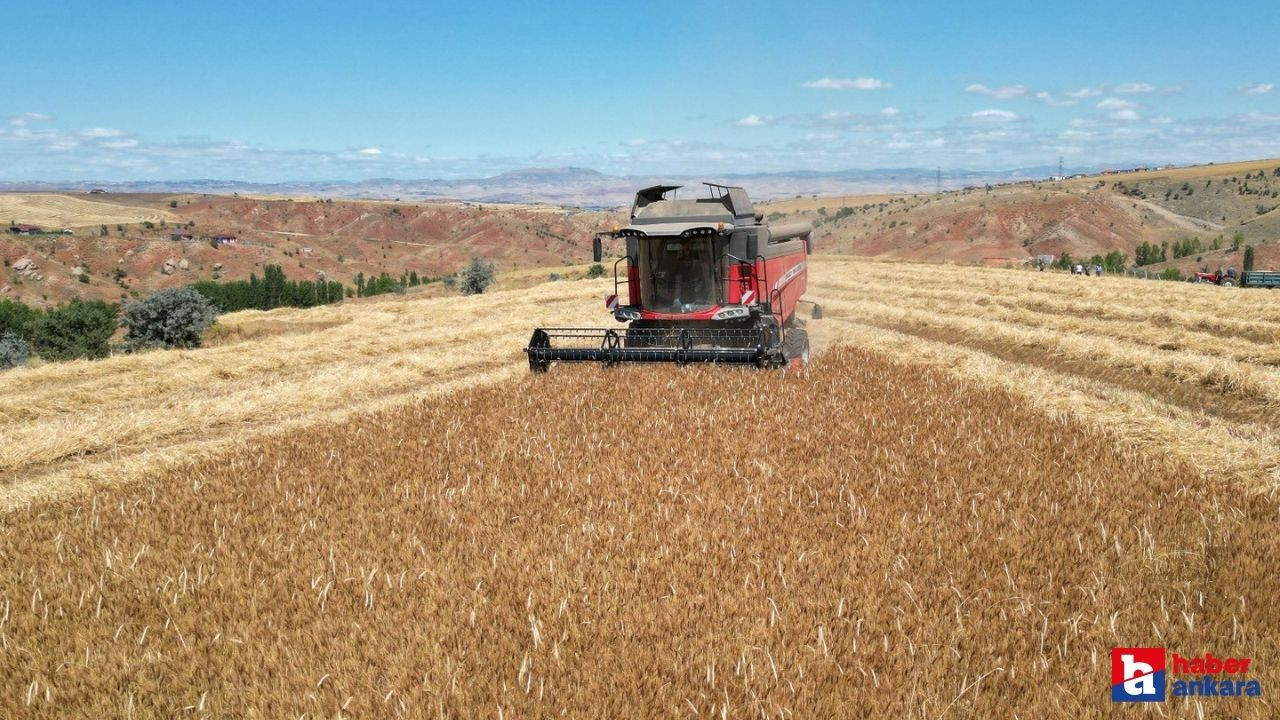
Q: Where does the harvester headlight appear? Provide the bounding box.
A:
[711,305,750,321]
[615,308,642,321]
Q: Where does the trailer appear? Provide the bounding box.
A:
[1242,271,1280,289]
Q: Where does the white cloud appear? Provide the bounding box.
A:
[1239,82,1275,95]
[879,107,901,117]
[970,109,1019,121]
[1034,91,1077,107]
[1114,83,1156,94]
[736,114,770,127]
[965,83,1026,99]
[803,77,891,90]
[100,139,139,149]
[80,128,125,138]
[1107,109,1141,122]
[1149,117,1173,125]
[10,112,51,127]
[1236,112,1280,123]
[1097,98,1137,110]
[624,138,647,146]
[357,147,382,155]
[1065,87,1103,98]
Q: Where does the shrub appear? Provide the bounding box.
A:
[122,287,218,350]
[585,263,606,279]
[1244,245,1256,272]
[31,299,119,361]
[0,330,29,370]
[0,298,40,339]
[1159,267,1184,282]
[459,258,495,295]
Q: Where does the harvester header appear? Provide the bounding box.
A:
[526,183,816,371]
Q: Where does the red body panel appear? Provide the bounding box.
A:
[757,250,807,323]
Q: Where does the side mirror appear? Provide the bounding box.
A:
[592,235,603,262]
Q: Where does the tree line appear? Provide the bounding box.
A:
[191,264,345,312]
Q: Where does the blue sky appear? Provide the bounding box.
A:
[2,0,1279,181]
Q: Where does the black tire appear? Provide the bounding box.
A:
[782,328,810,366]
[1220,278,1236,288]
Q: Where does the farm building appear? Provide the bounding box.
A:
[212,234,238,245]
[8,224,42,235]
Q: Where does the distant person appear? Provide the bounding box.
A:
[1095,264,1103,277]
[1227,266,1237,279]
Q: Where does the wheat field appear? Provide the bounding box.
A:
[2,258,1277,716]
[0,193,176,229]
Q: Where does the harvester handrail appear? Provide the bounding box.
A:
[613,255,634,301]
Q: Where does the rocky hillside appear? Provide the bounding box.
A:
[1,194,617,307]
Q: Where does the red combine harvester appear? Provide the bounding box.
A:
[525,183,816,371]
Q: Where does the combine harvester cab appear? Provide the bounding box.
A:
[526,183,814,371]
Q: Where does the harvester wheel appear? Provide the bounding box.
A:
[783,328,810,368]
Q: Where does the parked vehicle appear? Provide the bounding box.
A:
[1192,269,1280,288]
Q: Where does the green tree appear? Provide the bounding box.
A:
[31,299,119,361]
[1244,245,1256,272]
[1232,232,1244,251]
[0,298,41,339]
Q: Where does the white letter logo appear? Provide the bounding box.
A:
[1122,654,1155,695]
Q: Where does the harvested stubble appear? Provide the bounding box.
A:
[2,348,1276,718]
[804,258,1280,486]
[0,279,606,509]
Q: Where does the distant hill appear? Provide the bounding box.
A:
[0,164,1105,209]
[762,157,1280,272]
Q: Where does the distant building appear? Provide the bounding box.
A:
[212,234,238,245]
[8,224,41,235]
[87,188,107,194]
[170,232,195,241]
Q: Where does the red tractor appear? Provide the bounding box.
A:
[1193,268,1238,286]
[526,183,815,370]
